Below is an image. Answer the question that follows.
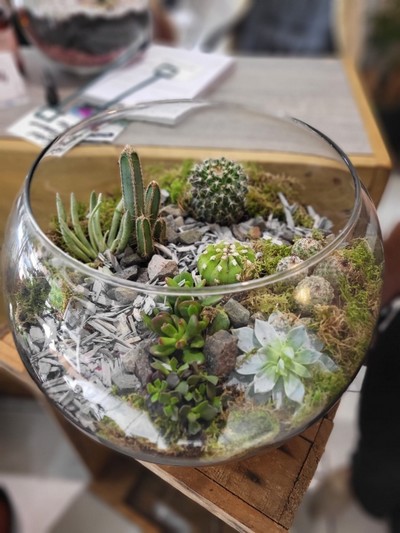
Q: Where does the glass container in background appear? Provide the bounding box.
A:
[11,0,152,74]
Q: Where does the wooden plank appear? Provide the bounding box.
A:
[200,437,311,520]
[344,59,392,170]
[139,461,287,533]
[279,418,333,528]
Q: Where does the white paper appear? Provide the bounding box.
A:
[7,45,234,149]
[0,51,27,107]
[84,44,234,122]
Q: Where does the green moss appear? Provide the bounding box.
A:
[252,239,292,276]
[242,287,295,316]
[97,416,125,440]
[245,165,299,219]
[15,276,50,327]
[147,159,193,204]
[311,228,326,241]
[48,278,72,313]
[338,239,382,334]
[342,239,382,285]
[293,206,314,228]
[122,392,145,409]
[291,368,347,427]
[219,405,280,448]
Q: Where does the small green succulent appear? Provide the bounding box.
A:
[143,311,208,364]
[146,372,222,437]
[187,157,249,225]
[233,313,336,406]
[197,241,257,285]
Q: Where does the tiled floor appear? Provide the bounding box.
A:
[1,172,399,533]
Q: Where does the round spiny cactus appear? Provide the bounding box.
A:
[197,241,256,285]
[276,255,306,284]
[293,275,334,313]
[292,237,323,260]
[188,157,248,226]
[313,253,350,289]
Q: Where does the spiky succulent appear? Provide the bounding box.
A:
[292,237,323,260]
[198,241,257,285]
[276,255,306,284]
[233,313,336,406]
[313,253,351,289]
[187,157,248,225]
[56,192,130,262]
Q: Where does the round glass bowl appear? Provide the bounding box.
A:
[12,0,151,74]
[2,102,383,465]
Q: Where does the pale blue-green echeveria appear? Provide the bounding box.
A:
[233,314,336,405]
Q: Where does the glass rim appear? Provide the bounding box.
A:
[23,100,362,297]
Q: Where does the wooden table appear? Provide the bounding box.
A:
[0,53,392,532]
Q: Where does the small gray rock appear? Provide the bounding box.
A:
[111,371,141,394]
[148,254,179,281]
[223,299,250,328]
[166,226,179,244]
[114,265,139,281]
[179,228,203,244]
[107,287,136,305]
[121,340,153,386]
[137,268,149,284]
[160,205,182,217]
[174,216,185,228]
[120,250,143,268]
[204,330,238,378]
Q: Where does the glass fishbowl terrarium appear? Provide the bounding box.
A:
[2,102,383,465]
[12,0,151,74]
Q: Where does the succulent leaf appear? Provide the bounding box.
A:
[234,313,336,406]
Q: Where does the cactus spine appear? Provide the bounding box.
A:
[187,157,249,226]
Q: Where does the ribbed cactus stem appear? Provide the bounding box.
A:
[136,215,153,259]
[153,217,166,243]
[119,145,145,220]
[113,211,132,254]
[145,181,161,227]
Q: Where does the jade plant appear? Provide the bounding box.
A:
[187,157,249,225]
[198,241,257,285]
[233,313,336,406]
[56,146,166,262]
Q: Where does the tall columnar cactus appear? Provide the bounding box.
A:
[197,241,257,285]
[187,157,249,225]
[119,146,166,259]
